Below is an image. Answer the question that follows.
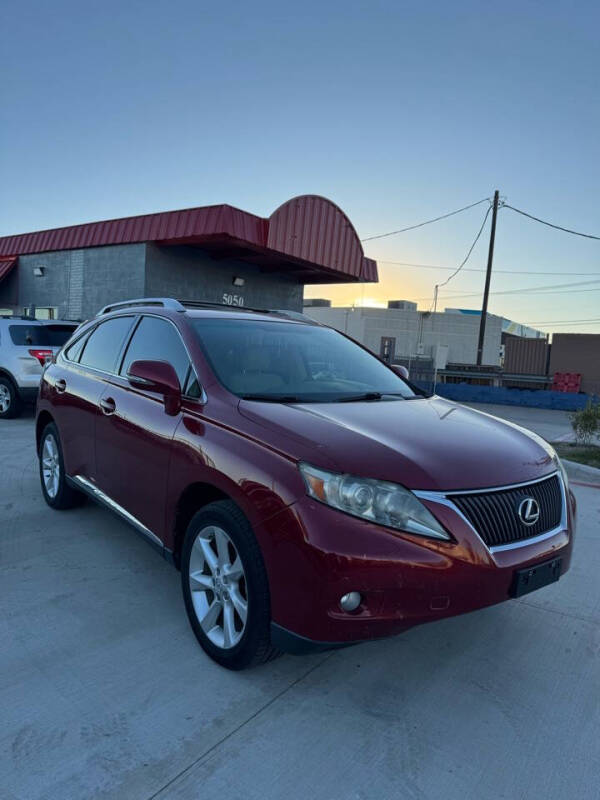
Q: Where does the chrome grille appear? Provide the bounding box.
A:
[449,474,563,548]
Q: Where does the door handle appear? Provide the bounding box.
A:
[99,397,116,415]
[55,379,66,394]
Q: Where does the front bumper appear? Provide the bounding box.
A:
[259,485,575,650]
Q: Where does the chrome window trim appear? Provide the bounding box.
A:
[118,312,206,403]
[60,311,207,404]
[414,471,567,553]
[67,314,137,374]
[62,329,91,363]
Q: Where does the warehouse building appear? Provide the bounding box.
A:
[303,300,544,367]
[0,195,377,320]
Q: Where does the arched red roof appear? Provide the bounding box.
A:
[268,195,377,282]
[0,196,377,285]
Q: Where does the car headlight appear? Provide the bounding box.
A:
[299,463,450,540]
[556,454,570,491]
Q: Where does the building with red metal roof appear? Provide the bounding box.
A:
[0,195,377,320]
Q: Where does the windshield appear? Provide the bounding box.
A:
[9,324,77,347]
[191,318,417,402]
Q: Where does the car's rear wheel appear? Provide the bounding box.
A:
[181,500,280,670]
[39,422,83,509]
[0,377,22,419]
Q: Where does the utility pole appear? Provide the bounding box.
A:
[432,284,439,392]
[476,189,500,366]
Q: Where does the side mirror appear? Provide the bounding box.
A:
[127,360,181,415]
[391,364,409,380]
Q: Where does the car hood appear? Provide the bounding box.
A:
[238,396,557,491]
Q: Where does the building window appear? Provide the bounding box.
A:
[380,336,396,363]
[22,306,58,320]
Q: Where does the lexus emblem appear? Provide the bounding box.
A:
[518,497,540,526]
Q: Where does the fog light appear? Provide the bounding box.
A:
[340,591,362,612]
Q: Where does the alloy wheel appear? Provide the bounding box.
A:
[0,384,10,413]
[42,434,60,499]
[188,525,248,649]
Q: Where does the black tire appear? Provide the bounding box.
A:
[181,500,280,670]
[0,376,22,419]
[39,422,84,509]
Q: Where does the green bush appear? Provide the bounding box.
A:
[569,401,600,445]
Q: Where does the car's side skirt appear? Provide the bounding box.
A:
[67,474,174,563]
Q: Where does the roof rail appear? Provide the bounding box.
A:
[177,299,271,313]
[178,300,317,322]
[96,298,185,316]
[95,297,319,323]
[269,309,319,323]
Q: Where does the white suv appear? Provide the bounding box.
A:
[0,317,77,418]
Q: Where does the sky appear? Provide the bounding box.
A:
[1,0,599,335]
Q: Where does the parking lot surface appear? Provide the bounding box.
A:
[463,402,576,442]
[1,408,599,800]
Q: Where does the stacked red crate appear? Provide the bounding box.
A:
[551,372,582,393]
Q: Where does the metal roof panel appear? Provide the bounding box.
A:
[0,197,377,284]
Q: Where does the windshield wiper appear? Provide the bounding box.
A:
[338,392,383,402]
[241,394,301,403]
[338,392,413,403]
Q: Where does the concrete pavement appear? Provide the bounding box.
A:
[1,410,599,800]
[462,402,576,442]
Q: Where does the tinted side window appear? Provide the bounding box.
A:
[80,316,134,373]
[64,332,89,363]
[184,370,202,398]
[120,316,190,388]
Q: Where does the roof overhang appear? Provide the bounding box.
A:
[0,195,377,285]
[0,256,17,284]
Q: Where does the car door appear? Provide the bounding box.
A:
[94,314,194,541]
[50,316,135,481]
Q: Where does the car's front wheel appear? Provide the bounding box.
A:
[181,500,280,670]
[39,422,83,509]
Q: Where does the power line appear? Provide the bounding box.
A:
[523,317,600,325]
[441,277,600,298]
[415,277,600,303]
[422,286,600,302]
[360,198,491,242]
[493,287,600,297]
[502,204,600,240]
[532,321,600,328]
[376,260,599,277]
[436,206,492,290]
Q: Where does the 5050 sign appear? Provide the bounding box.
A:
[222,293,244,306]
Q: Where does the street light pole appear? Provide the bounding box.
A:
[476,189,500,366]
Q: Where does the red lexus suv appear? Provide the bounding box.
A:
[36,298,575,669]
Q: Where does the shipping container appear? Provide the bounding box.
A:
[504,335,549,376]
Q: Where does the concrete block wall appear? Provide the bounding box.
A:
[302,306,367,342]
[362,309,421,356]
[306,306,503,365]
[2,244,146,320]
[144,244,303,311]
[419,312,502,365]
[0,242,304,320]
